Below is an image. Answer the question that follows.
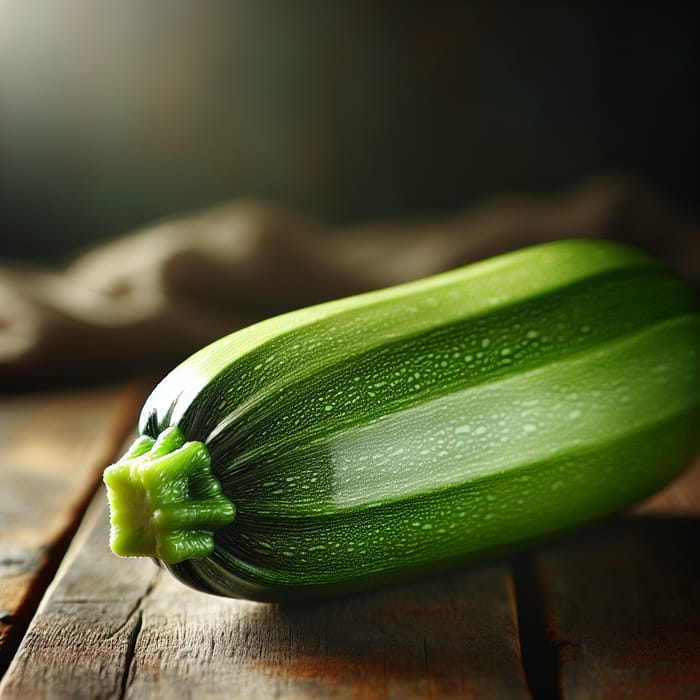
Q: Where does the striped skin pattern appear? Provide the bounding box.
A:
[133,239,700,601]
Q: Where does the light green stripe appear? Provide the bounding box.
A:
[275,315,699,509]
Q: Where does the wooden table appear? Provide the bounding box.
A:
[0,383,698,699]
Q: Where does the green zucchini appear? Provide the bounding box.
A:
[104,238,700,601]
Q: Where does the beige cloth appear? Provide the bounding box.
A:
[1,175,698,388]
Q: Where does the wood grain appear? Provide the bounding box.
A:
[1,495,529,700]
[524,517,700,699]
[0,494,159,700]
[0,384,146,674]
[509,457,700,699]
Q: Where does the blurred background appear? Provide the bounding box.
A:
[1,1,698,263]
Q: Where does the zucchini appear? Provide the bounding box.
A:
[104,239,700,601]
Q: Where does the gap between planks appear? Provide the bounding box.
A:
[512,516,700,700]
[509,455,700,700]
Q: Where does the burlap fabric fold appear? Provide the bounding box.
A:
[1,176,698,389]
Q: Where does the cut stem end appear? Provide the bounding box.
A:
[103,426,235,564]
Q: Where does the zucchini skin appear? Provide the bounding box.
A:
[107,239,700,601]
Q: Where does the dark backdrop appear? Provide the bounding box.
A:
[0,2,697,261]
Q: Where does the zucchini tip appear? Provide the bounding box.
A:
[103,426,236,564]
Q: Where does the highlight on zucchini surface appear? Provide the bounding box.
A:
[103,238,700,601]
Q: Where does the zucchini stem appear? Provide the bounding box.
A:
[104,426,235,564]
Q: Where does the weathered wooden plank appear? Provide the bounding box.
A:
[128,560,527,699]
[515,456,700,699]
[0,494,159,700]
[2,495,529,699]
[526,516,700,699]
[0,383,146,675]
